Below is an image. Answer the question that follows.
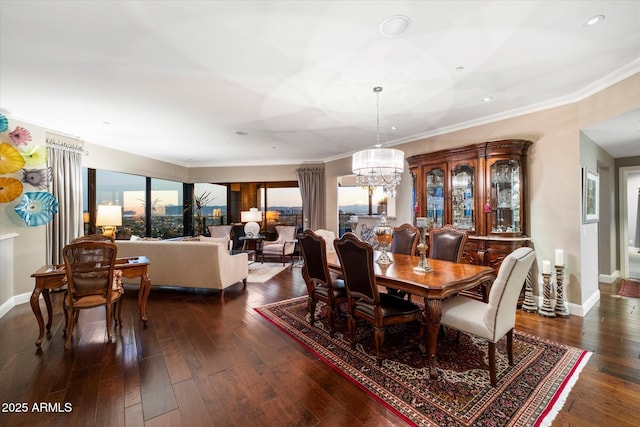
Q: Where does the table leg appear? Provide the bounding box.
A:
[43,289,53,331]
[425,298,443,379]
[30,284,45,347]
[138,274,151,322]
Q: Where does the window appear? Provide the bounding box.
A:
[150,178,184,238]
[194,183,228,225]
[337,175,388,236]
[95,170,146,238]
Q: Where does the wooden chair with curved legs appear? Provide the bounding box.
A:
[440,247,536,386]
[334,232,424,366]
[297,229,347,336]
[71,234,114,243]
[62,241,123,350]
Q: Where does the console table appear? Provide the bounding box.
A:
[30,256,151,347]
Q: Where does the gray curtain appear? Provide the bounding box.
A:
[296,167,325,230]
[46,139,85,264]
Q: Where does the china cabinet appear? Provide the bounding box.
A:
[407,139,532,293]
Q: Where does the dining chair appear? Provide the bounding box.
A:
[388,223,420,299]
[390,223,419,256]
[313,229,336,253]
[429,224,468,263]
[62,241,123,350]
[297,230,347,336]
[440,246,536,386]
[261,225,297,265]
[71,234,114,243]
[334,232,424,366]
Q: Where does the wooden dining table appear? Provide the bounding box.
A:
[30,256,151,348]
[326,251,495,379]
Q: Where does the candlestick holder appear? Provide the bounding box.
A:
[413,225,432,272]
[554,265,569,318]
[538,272,556,317]
[521,269,538,312]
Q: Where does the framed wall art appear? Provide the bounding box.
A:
[582,168,599,224]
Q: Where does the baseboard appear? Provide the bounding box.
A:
[599,270,620,284]
[0,292,33,319]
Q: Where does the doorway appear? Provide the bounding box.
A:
[619,166,640,279]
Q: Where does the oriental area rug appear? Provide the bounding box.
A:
[618,279,640,298]
[255,297,591,427]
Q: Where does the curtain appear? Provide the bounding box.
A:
[46,139,85,264]
[296,167,325,230]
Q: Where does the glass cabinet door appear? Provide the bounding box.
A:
[425,167,445,229]
[489,159,521,233]
[451,164,475,231]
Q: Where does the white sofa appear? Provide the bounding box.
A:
[115,240,248,298]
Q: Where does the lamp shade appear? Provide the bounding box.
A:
[96,205,122,226]
[241,207,262,222]
[352,148,404,176]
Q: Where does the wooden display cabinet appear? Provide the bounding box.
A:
[407,139,532,295]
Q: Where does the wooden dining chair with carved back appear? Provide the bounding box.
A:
[297,229,347,336]
[429,224,468,263]
[334,232,425,366]
[62,241,123,350]
[440,247,536,386]
[388,223,420,299]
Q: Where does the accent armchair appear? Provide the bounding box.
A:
[261,225,297,265]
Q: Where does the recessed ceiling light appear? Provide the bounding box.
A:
[455,66,465,73]
[380,15,411,37]
[483,96,493,102]
[391,125,397,131]
[235,131,248,136]
[585,15,605,26]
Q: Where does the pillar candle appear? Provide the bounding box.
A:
[555,249,564,266]
[542,260,551,274]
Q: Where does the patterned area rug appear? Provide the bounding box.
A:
[247,262,287,283]
[255,297,591,427]
[618,279,640,298]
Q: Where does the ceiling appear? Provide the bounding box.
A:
[1,1,639,167]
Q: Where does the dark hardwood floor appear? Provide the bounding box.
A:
[1,265,639,426]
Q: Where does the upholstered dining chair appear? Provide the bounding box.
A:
[297,229,347,336]
[391,223,419,256]
[334,232,425,366]
[440,247,536,386]
[429,224,468,263]
[313,229,336,253]
[62,241,123,350]
[261,225,297,265]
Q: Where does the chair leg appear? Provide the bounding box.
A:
[116,299,123,327]
[374,326,385,366]
[348,315,357,349]
[506,329,514,365]
[64,308,75,350]
[308,298,317,326]
[106,304,113,342]
[488,341,497,387]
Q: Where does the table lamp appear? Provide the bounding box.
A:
[96,205,122,238]
[241,207,262,237]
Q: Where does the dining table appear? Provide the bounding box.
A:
[326,251,495,379]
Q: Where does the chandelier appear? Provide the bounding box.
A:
[352,86,404,197]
